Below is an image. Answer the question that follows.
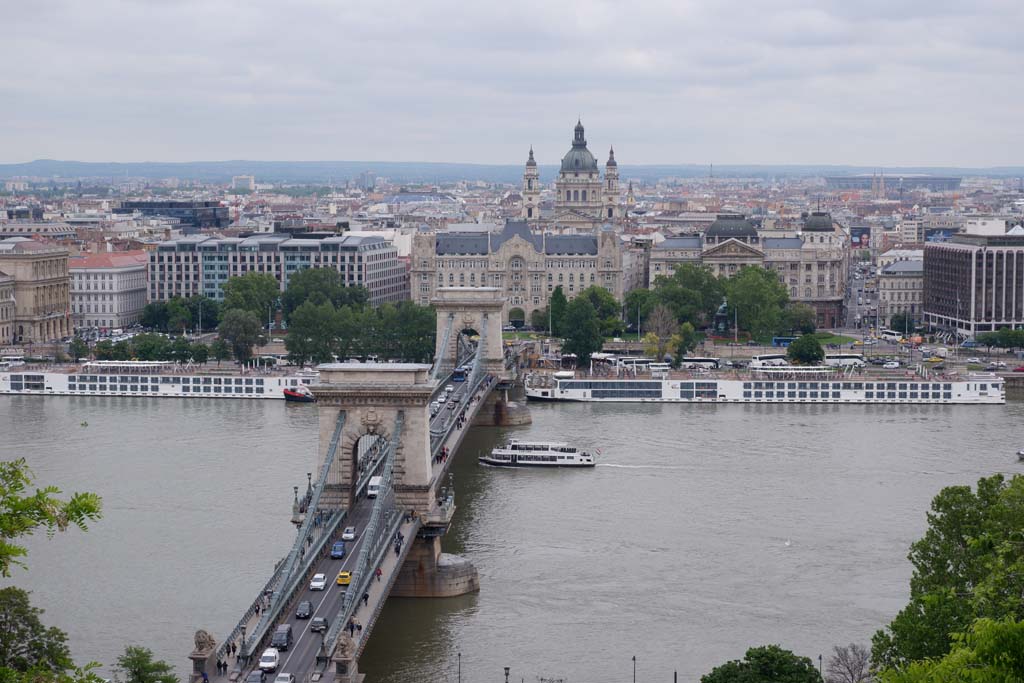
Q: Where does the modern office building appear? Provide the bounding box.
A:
[69,251,149,332]
[410,219,624,324]
[923,227,1024,337]
[0,237,71,343]
[149,234,407,305]
[114,201,230,234]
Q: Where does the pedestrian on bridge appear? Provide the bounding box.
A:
[230,642,236,657]
[362,591,369,606]
[201,671,209,683]
[375,567,382,582]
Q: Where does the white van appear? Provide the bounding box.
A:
[367,476,382,498]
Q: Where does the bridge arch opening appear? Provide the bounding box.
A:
[351,432,387,506]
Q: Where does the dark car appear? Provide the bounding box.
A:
[245,672,266,683]
[311,616,329,633]
[295,600,313,619]
[330,541,346,559]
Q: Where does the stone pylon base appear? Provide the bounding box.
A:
[472,392,532,427]
[390,536,480,598]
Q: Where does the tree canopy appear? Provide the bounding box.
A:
[221,272,280,319]
[701,645,822,683]
[114,647,177,683]
[785,304,817,336]
[652,263,725,328]
[549,286,568,337]
[0,459,102,577]
[872,474,1024,669]
[787,334,825,364]
[879,618,1024,683]
[976,328,1024,350]
[280,268,368,323]
[578,285,624,337]
[560,296,603,365]
[0,587,73,673]
[218,309,263,363]
[725,266,790,340]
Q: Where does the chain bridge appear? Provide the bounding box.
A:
[189,288,527,683]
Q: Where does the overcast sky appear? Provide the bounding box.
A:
[2,0,1021,167]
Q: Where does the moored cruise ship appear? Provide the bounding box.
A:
[0,361,318,400]
[525,368,1004,405]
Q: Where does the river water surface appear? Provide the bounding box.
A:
[4,395,1022,682]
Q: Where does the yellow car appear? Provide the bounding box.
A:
[336,571,351,586]
[853,340,864,346]
[925,356,944,363]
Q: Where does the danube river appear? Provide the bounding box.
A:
[4,395,1023,682]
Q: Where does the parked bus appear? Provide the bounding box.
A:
[824,353,867,368]
[617,357,655,371]
[678,357,721,370]
[878,329,905,343]
[749,354,790,368]
[648,362,671,378]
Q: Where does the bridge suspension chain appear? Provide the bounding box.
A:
[430,313,456,382]
[240,409,349,658]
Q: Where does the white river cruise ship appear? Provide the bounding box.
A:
[525,368,1005,405]
[0,361,317,400]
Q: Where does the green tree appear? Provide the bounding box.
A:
[218,309,262,364]
[880,618,1024,683]
[285,301,339,366]
[67,338,89,362]
[0,459,102,576]
[113,646,177,683]
[139,302,169,331]
[0,587,73,673]
[222,272,280,320]
[674,321,699,362]
[642,304,679,360]
[210,338,231,366]
[168,337,192,363]
[190,343,209,365]
[888,312,914,336]
[785,304,817,335]
[508,307,526,328]
[280,268,368,322]
[111,341,132,361]
[579,285,624,337]
[871,474,1024,669]
[130,334,170,361]
[560,297,603,365]
[787,334,825,364]
[392,302,436,362]
[184,296,220,332]
[725,266,789,341]
[702,645,822,683]
[653,263,725,327]
[549,286,568,337]
[165,298,191,334]
[530,307,548,332]
[93,340,114,361]
[624,288,658,332]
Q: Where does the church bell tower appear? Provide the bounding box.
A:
[521,146,540,220]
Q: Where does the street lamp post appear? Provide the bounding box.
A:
[632,655,636,683]
[504,666,510,683]
[457,652,461,683]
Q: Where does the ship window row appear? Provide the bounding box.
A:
[65,383,265,394]
[679,382,718,390]
[740,381,953,391]
[561,381,661,390]
[591,389,663,398]
[70,375,264,386]
[680,390,717,399]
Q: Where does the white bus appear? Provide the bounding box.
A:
[824,353,867,368]
[878,329,905,343]
[367,476,382,498]
[648,362,671,378]
[617,357,655,371]
[678,357,721,370]
[749,354,790,368]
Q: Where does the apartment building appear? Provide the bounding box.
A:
[69,251,149,332]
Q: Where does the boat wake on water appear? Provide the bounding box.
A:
[597,463,689,470]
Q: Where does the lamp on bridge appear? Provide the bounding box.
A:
[504,667,510,683]
[291,486,301,525]
[239,626,246,661]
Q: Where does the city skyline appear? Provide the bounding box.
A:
[2,0,1022,167]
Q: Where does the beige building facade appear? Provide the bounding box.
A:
[0,237,71,343]
[411,220,624,324]
[70,251,149,332]
[878,260,924,327]
[0,272,14,345]
[647,213,849,328]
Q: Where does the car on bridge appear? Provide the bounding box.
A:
[336,570,351,586]
[258,648,279,673]
[341,526,357,541]
[295,600,313,619]
[311,616,329,633]
[245,671,266,683]
[330,541,346,559]
[274,675,295,683]
[309,573,327,590]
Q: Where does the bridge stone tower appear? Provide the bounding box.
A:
[311,364,436,514]
[432,287,506,377]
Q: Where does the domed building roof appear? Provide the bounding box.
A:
[803,211,834,232]
[525,146,536,167]
[706,214,757,239]
[560,120,598,173]
[606,146,617,167]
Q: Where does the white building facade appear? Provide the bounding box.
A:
[69,251,149,332]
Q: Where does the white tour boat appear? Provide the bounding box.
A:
[480,440,596,467]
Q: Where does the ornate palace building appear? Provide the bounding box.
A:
[521,120,621,232]
[410,220,624,325]
[648,212,849,328]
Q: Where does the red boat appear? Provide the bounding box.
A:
[283,386,316,403]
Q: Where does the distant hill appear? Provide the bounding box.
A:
[0,159,1021,184]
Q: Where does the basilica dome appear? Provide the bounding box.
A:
[560,120,599,173]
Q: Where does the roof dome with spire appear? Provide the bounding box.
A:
[526,146,536,167]
[560,120,598,173]
[606,146,617,167]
